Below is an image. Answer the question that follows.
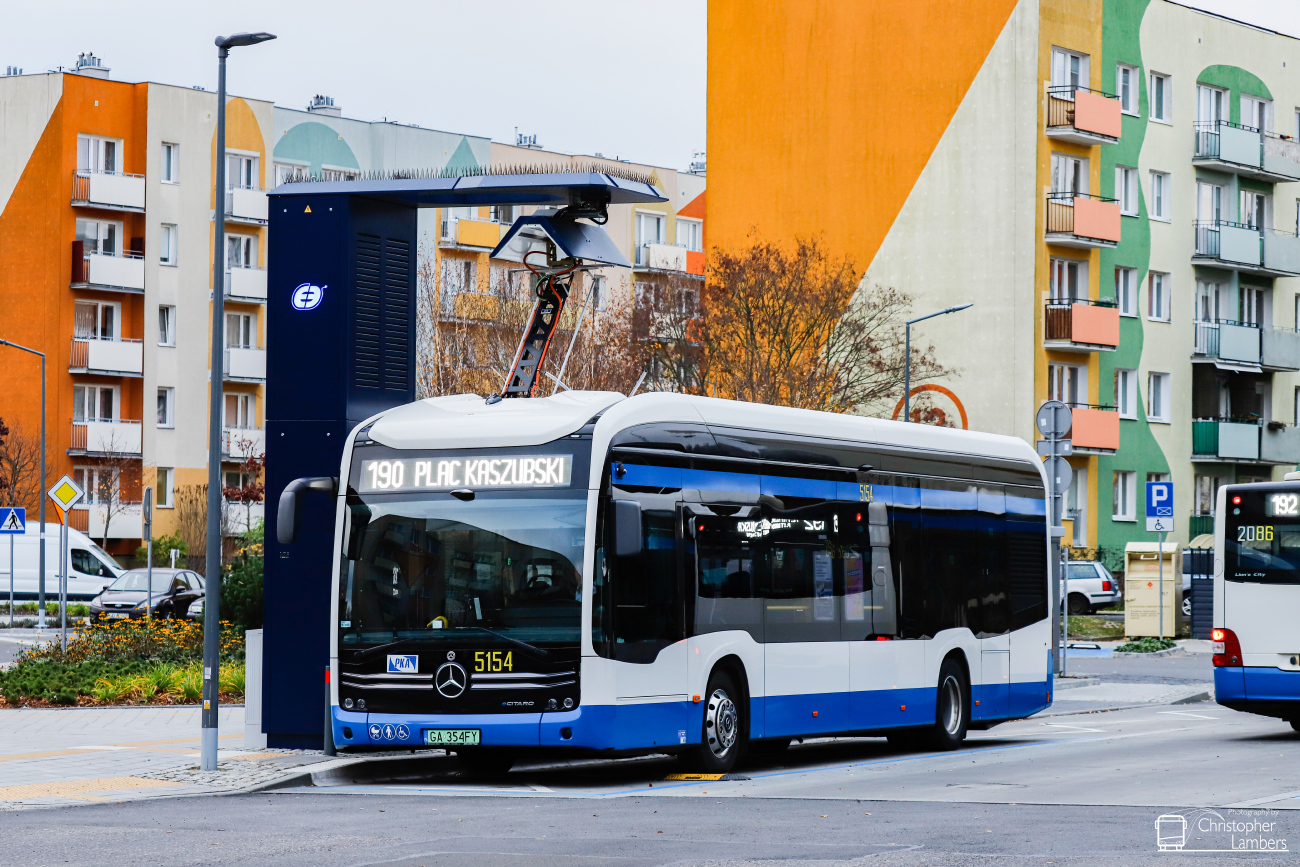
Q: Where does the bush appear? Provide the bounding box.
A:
[135,534,189,567]
[1116,636,1177,653]
[219,521,263,633]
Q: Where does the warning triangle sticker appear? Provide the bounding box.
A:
[304,205,312,213]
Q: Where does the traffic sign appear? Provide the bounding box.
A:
[47,475,84,512]
[1037,439,1073,457]
[1036,400,1072,438]
[0,507,24,534]
[1045,456,1072,493]
[1146,480,1174,533]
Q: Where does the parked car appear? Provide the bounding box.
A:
[1063,561,1122,615]
[0,522,125,601]
[88,568,205,623]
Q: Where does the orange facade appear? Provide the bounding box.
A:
[707,0,1019,267]
[0,74,149,517]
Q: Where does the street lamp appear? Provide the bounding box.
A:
[0,339,46,629]
[902,303,972,423]
[203,30,276,773]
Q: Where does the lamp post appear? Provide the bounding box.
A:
[0,340,46,629]
[903,304,972,423]
[203,30,276,773]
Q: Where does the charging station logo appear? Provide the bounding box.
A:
[291,283,326,310]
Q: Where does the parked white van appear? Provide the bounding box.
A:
[0,522,126,601]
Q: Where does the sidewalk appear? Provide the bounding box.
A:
[0,705,332,809]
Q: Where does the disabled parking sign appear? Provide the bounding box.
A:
[1146,481,1173,533]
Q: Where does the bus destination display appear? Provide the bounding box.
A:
[1264,492,1300,518]
[360,455,572,492]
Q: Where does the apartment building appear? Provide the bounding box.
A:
[709,0,1300,564]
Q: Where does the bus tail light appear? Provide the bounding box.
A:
[1211,628,1242,667]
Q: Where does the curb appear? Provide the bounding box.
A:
[1113,646,1184,658]
[1053,677,1102,691]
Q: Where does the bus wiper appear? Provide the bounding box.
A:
[353,637,425,662]
[461,626,551,660]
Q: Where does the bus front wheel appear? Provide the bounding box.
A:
[680,670,744,773]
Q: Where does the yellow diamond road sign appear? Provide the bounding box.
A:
[47,475,85,511]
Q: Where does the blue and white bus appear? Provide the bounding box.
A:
[1213,480,1300,731]
[295,391,1054,774]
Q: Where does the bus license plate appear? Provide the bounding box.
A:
[424,729,480,746]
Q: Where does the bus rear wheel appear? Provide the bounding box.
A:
[928,658,970,750]
[1290,719,1300,733]
[679,670,743,774]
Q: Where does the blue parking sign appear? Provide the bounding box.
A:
[1146,481,1173,532]
[0,507,24,534]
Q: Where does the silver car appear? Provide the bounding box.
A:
[1064,561,1122,615]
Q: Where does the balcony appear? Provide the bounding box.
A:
[1193,418,1300,465]
[71,242,145,292]
[226,267,268,303]
[1192,320,1261,368]
[223,426,265,460]
[70,419,142,457]
[224,347,266,382]
[1064,404,1119,454]
[1045,86,1121,145]
[440,218,506,249]
[224,501,265,536]
[1043,299,1119,352]
[1044,193,1120,248]
[71,170,145,212]
[69,337,143,377]
[1262,327,1300,371]
[686,249,705,276]
[224,186,268,225]
[634,242,694,273]
[70,502,144,540]
[1193,121,1300,182]
[1189,514,1215,538]
[1192,221,1300,276]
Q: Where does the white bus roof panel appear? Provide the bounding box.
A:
[367,390,625,450]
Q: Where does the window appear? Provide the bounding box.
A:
[158,306,175,346]
[1196,281,1221,322]
[1149,171,1170,221]
[226,234,256,269]
[224,392,255,429]
[440,206,475,240]
[73,465,118,506]
[1069,466,1088,547]
[1241,191,1269,230]
[1148,271,1170,321]
[273,163,308,185]
[76,218,120,256]
[440,257,475,304]
[1115,166,1138,215]
[224,470,253,491]
[1242,95,1272,132]
[1050,47,1090,90]
[1051,154,1088,195]
[1194,475,1218,516]
[72,385,117,422]
[74,301,118,340]
[1115,368,1137,419]
[677,218,703,252]
[160,142,178,183]
[589,274,606,311]
[1048,362,1086,406]
[1112,471,1136,521]
[1150,73,1170,122]
[1197,85,1226,124]
[160,224,177,265]
[155,467,173,508]
[1049,257,1087,301]
[1147,372,1170,422]
[77,134,118,174]
[635,212,666,264]
[1115,267,1138,316]
[226,153,257,189]
[225,312,255,349]
[156,387,174,428]
[1239,286,1265,326]
[1117,64,1138,114]
[490,204,515,224]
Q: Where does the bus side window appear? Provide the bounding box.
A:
[611,504,680,664]
[762,505,838,643]
[694,511,762,642]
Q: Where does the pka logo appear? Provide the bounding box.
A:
[291,283,325,310]
[387,654,418,674]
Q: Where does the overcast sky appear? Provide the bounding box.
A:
[1,1,1297,173]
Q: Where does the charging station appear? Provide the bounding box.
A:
[263,172,665,747]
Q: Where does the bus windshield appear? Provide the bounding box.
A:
[1225,489,1300,584]
[339,491,588,648]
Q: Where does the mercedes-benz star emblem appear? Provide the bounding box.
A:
[446,651,456,661]
[435,662,467,698]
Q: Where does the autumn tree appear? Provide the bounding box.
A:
[222,443,266,537]
[649,236,951,417]
[0,418,55,512]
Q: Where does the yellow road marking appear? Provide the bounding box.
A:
[0,777,179,801]
[664,773,725,781]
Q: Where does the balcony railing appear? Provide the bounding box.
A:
[1045,192,1121,248]
[71,241,145,292]
[1262,326,1300,370]
[1191,221,1300,275]
[224,185,268,224]
[71,502,144,540]
[1191,319,1260,365]
[71,169,145,212]
[70,419,142,456]
[225,267,268,303]
[1189,514,1215,538]
[224,347,266,381]
[1060,403,1119,453]
[1046,85,1121,144]
[223,426,265,459]
[1043,299,1119,350]
[1193,121,1300,182]
[70,337,143,376]
[636,243,690,272]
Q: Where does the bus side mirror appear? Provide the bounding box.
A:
[276,477,338,545]
[612,499,642,558]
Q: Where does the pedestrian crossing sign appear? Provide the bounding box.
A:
[0,507,24,534]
